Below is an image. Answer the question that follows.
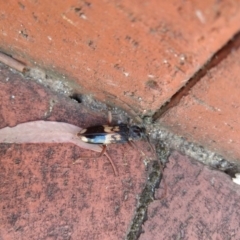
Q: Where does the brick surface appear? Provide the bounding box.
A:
[0,64,150,240]
[140,151,240,239]
[1,1,240,239]
[1,1,240,114]
[159,46,240,163]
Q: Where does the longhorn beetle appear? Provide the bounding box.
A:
[75,111,148,176]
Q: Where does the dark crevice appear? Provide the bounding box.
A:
[69,93,83,103]
[224,168,239,178]
[152,31,240,121]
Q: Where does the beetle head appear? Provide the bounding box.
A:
[128,125,145,141]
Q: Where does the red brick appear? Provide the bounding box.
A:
[140,151,240,239]
[0,1,240,114]
[0,64,149,240]
[159,46,240,163]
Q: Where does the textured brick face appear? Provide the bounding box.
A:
[0,63,149,240]
[1,1,240,239]
[140,152,240,240]
[160,47,240,163]
[1,0,240,114]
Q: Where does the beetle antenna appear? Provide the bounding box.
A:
[143,134,155,154]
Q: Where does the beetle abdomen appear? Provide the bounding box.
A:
[78,124,129,144]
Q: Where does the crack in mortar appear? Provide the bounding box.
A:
[149,124,240,177]
[126,146,168,240]
[126,141,170,240]
[152,31,240,121]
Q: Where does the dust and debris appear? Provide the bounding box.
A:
[26,68,73,96]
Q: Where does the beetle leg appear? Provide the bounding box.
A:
[107,110,112,125]
[73,145,118,176]
[144,135,156,154]
[128,140,136,149]
[102,147,119,176]
[72,147,105,164]
[128,140,145,157]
